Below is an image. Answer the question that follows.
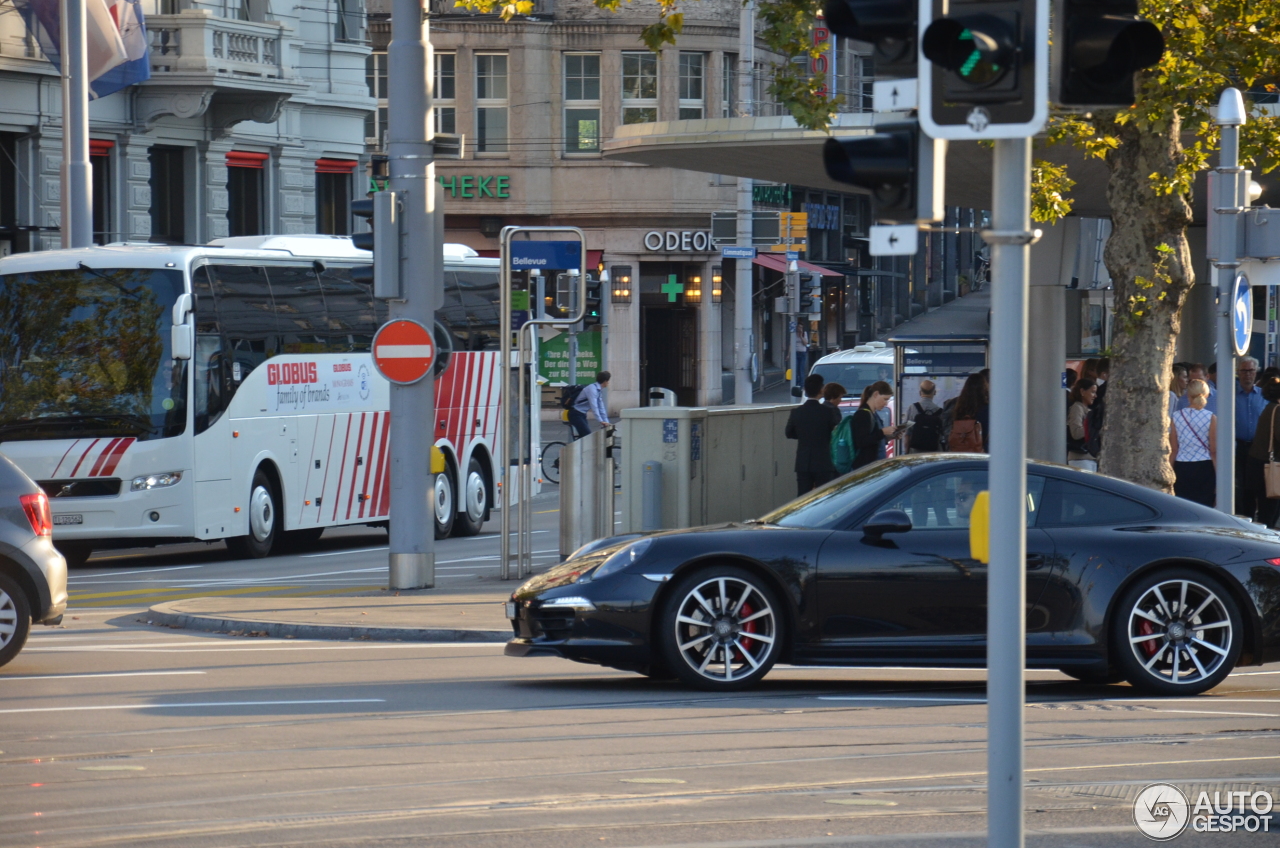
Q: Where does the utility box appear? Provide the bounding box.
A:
[618,405,797,533]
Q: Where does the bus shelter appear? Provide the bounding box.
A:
[888,334,990,423]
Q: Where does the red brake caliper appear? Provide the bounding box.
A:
[1137,618,1159,658]
[734,601,757,663]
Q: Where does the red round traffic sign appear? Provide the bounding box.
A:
[372,319,435,385]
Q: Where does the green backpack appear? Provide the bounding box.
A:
[830,414,856,475]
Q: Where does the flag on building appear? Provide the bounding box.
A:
[13,0,151,99]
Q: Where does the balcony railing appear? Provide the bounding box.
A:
[146,11,286,79]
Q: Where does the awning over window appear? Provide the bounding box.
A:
[227,151,270,169]
[587,250,603,271]
[315,158,358,174]
[751,253,844,278]
[89,139,114,156]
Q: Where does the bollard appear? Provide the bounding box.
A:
[641,460,662,531]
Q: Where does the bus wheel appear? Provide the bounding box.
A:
[453,457,488,537]
[433,469,455,539]
[227,469,280,559]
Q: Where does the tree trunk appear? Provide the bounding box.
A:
[1096,117,1194,491]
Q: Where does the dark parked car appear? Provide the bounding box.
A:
[0,452,68,668]
[506,455,1280,695]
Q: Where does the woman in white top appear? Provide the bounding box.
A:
[1066,378,1099,471]
[1169,378,1216,507]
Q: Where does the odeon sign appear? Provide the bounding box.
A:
[644,230,712,252]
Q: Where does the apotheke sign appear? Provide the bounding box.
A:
[644,230,713,252]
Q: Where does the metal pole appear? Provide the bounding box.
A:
[733,1,755,404]
[499,229,515,580]
[1214,88,1246,515]
[984,137,1033,848]
[386,0,436,590]
[60,0,93,248]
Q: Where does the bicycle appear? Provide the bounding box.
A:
[540,410,576,485]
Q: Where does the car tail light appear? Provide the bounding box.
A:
[1268,557,1280,568]
[20,492,53,537]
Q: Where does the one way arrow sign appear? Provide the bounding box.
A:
[870,224,919,257]
[873,78,917,113]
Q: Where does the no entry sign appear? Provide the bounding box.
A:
[372,319,435,385]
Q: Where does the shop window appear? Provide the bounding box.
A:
[90,139,113,245]
[315,160,356,235]
[622,52,658,124]
[564,53,600,153]
[476,53,509,155]
[149,146,186,244]
[678,52,705,120]
[226,151,267,237]
[435,52,456,135]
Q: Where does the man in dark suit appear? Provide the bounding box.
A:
[786,373,843,495]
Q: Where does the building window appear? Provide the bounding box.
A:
[89,139,113,245]
[475,53,508,154]
[226,151,267,237]
[678,52,705,120]
[621,51,658,124]
[722,52,737,117]
[435,52,456,135]
[316,160,356,235]
[563,53,600,153]
[365,52,388,149]
[335,0,363,43]
[149,146,186,244]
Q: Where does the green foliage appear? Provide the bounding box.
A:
[1119,243,1175,330]
[1031,160,1075,223]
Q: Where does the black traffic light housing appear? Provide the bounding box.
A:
[822,124,945,224]
[583,275,603,327]
[822,0,917,77]
[351,197,375,285]
[1053,0,1163,108]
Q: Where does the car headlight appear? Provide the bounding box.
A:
[591,537,654,581]
[131,471,182,491]
[540,596,596,611]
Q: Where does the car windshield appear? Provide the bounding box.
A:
[758,461,912,529]
[809,361,894,398]
[0,267,188,442]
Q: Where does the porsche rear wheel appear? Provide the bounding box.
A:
[658,566,781,691]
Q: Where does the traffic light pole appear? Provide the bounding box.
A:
[985,137,1036,848]
[733,0,755,405]
[386,0,438,590]
[1213,89,1246,515]
[59,0,92,248]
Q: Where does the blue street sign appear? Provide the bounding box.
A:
[1233,273,1252,357]
[509,240,581,270]
[721,246,757,259]
[785,251,799,260]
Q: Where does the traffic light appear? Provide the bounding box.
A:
[822,123,946,224]
[822,0,917,77]
[919,0,1049,139]
[583,275,602,327]
[351,192,401,299]
[1053,0,1164,108]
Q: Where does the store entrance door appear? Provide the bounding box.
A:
[640,262,701,406]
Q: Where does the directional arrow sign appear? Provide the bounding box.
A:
[870,224,919,257]
[372,319,435,385]
[873,78,918,113]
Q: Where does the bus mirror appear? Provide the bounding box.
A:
[172,293,193,326]
[172,322,193,361]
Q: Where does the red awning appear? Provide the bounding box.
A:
[315,157,357,174]
[751,254,844,278]
[227,150,269,169]
[89,139,114,156]
[588,250,603,272]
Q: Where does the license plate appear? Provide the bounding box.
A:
[505,601,517,620]
[53,514,83,525]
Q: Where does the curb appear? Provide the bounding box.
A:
[145,602,510,643]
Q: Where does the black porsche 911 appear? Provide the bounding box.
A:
[506,455,1280,695]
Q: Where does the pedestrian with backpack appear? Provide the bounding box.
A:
[565,371,610,439]
[904,380,943,453]
[831,380,902,474]
[947,373,987,454]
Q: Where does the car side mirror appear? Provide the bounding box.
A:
[790,385,803,398]
[863,509,912,537]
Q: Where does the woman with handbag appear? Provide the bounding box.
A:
[1246,376,1280,527]
[1067,378,1100,471]
[1169,379,1216,506]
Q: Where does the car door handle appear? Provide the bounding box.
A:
[1026,554,1047,569]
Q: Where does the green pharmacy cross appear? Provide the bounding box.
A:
[661,275,684,302]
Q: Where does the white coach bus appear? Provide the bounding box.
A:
[0,236,505,566]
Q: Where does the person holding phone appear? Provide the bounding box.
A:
[851,380,901,470]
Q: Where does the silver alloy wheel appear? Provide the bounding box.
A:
[464,468,486,523]
[672,576,777,683]
[434,473,453,525]
[0,588,17,649]
[249,484,275,542]
[1126,578,1233,687]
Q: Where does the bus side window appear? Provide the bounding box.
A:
[192,265,227,435]
[269,265,329,354]
[317,265,377,352]
[208,264,280,384]
[452,268,500,351]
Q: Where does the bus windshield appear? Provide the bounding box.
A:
[0,267,188,442]
[808,361,895,398]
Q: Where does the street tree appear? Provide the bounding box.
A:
[458,0,1280,491]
